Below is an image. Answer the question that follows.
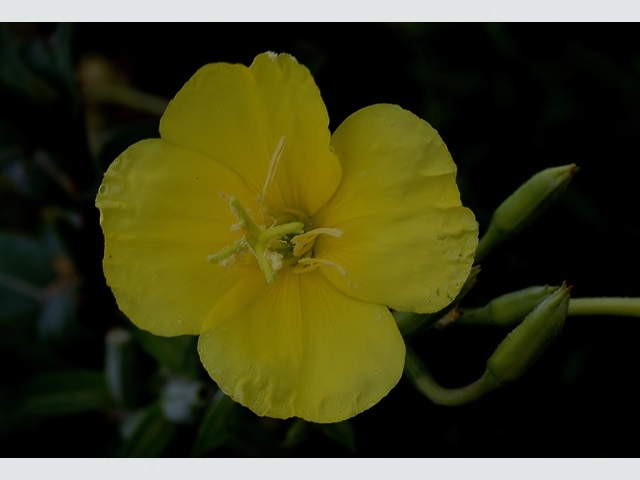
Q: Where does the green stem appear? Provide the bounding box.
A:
[568,297,640,317]
[404,346,497,406]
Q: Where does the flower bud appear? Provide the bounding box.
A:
[476,164,578,262]
[485,283,570,385]
[459,285,559,326]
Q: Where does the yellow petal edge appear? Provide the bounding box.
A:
[198,269,405,423]
[314,104,478,313]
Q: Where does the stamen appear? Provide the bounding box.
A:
[292,227,343,257]
[261,135,286,200]
[294,257,347,276]
[207,240,247,264]
[229,197,261,238]
[252,242,276,284]
[210,195,345,285]
[257,221,304,245]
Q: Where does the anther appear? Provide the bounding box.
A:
[294,257,347,276]
[292,227,343,257]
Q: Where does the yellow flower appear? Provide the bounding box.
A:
[96,52,478,423]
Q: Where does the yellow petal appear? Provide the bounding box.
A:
[159,52,342,217]
[198,268,405,423]
[96,139,262,336]
[313,104,478,313]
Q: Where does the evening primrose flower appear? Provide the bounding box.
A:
[96,52,478,423]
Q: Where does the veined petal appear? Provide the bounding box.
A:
[198,269,405,423]
[159,52,342,217]
[96,139,262,336]
[313,104,478,313]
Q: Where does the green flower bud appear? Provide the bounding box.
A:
[459,285,559,326]
[476,164,578,262]
[486,283,570,385]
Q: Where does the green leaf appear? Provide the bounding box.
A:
[318,420,357,453]
[0,334,66,374]
[21,23,77,103]
[0,24,57,103]
[282,419,310,449]
[192,391,240,456]
[19,369,114,418]
[1,149,79,203]
[0,233,54,322]
[115,403,177,457]
[37,282,79,344]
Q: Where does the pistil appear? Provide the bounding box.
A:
[208,196,305,284]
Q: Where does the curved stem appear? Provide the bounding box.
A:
[568,297,640,317]
[404,346,497,406]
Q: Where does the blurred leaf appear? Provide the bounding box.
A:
[51,23,75,81]
[20,23,77,104]
[37,282,79,344]
[0,233,54,322]
[19,369,114,418]
[132,327,199,375]
[0,24,57,103]
[115,403,177,457]
[1,152,34,197]
[282,418,310,449]
[0,190,40,235]
[318,420,356,453]
[0,149,78,203]
[0,334,66,374]
[192,390,240,456]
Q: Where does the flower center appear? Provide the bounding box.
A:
[207,196,344,284]
[208,135,345,284]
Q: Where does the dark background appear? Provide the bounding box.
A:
[1,23,639,457]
